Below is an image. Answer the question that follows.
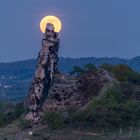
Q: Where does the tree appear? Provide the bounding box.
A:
[113,64,133,81]
[100,63,114,73]
[84,64,97,72]
[70,66,84,76]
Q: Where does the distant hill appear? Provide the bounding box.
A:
[0,56,140,101]
[0,56,140,78]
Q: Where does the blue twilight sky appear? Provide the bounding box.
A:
[0,0,140,62]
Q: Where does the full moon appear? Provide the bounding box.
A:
[40,15,62,33]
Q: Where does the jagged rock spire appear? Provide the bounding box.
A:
[25,23,60,122]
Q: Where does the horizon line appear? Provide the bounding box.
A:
[0,56,140,64]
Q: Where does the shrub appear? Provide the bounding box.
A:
[0,102,26,127]
[0,112,5,126]
[120,99,140,127]
[84,64,97,72]
[42,111,65,129]
[70,64,97,76]
[5,104,26,123]
[84,84,124,128]
[19,119,32,129]
[101,63,140,84]
[68,84,140,129]
[70,66,85,76]
[79,83,140,129]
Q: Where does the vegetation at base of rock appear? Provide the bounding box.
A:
[42,111,65,129]
[1,63,140,137]
[41,82,140,130]
[0,102,26,127]
[41,64,140,130]
[19,118,32,129]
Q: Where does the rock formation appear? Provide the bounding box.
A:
[25,23,113,123]
[43,69,113,112]
[26,23,60,121]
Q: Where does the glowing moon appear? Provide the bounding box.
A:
[40,15,62,33]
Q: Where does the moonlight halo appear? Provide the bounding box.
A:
[40,15,62,33]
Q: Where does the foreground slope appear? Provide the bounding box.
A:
[1,64,140,139]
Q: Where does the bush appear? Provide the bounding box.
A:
[120,99,140,127]
[83,84,124,128]
[42,111,65,129]
[5,104,26,122]
[19,119,32,129]
[84,64,97,72]
[70,64,97,76]
[101,63,140,84]
[0,102,26,127]
[0,112,5,126]
[70,66,85,76]
[67,83,140,129]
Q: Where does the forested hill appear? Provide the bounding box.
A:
[0,56,140,101]
[0,56,140,78]
[59,56,140,72]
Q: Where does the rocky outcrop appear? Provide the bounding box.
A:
[43,69,113,112]
[25,23,114,123]
[25,23,60,121]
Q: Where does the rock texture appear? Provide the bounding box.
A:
[26,23,60,121]
[43,69,113,112]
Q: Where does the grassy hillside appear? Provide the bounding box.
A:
[0,64,140,139]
